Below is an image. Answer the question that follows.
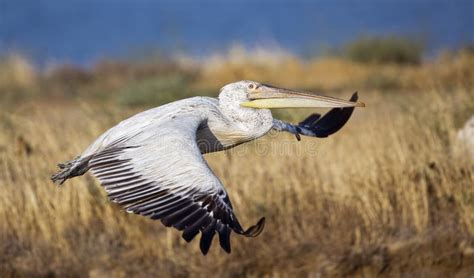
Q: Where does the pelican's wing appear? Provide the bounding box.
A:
[297,92,359,137]
[273,92,359,139]
[88,111,264,255]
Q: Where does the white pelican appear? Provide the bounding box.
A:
[52,80,364,255]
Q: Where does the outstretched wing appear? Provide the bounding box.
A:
[272,92,359,139]
[87,110,264,255]
[297,92,359,137]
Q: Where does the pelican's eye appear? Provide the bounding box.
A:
[248,84,255,89]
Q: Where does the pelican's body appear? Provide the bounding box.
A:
[85,96,272,157]
[52,81,364,255]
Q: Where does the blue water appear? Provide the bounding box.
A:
[1,0,473,65]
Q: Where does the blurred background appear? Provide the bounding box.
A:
[0,1,473,277]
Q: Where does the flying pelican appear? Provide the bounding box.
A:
[52,80,364,255]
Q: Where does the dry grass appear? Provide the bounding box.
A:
[0,50,473,277]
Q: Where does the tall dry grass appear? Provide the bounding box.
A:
[0,51,473,277]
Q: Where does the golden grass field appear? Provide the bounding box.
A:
[0,49,473,277]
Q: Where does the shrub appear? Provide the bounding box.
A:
[363,72,401,90]
[118,74,206,107]
[345,36,424,65]
[0,54,38,103]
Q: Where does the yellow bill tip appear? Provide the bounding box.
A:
[240,101,259,108]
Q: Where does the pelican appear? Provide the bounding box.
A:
[52,80,364,255]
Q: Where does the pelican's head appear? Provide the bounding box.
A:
[218,80,365,110]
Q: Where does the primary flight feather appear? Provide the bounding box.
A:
[52,80,364,255]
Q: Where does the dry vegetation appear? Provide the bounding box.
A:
[0,46,473,277]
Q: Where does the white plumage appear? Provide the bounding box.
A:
[52,80,364,254]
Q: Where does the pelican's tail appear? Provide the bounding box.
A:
[51,156,91,185]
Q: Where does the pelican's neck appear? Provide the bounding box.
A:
[218,94,273,136]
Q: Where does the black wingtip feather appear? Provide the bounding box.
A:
[352,91,358,99]
[309,92,359,138]
[299,113,321,127]
[200,219,217,255]
[182,213,211,242]
[161,203,197,227]
[217,223,231,253]
[182,228,200,243]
